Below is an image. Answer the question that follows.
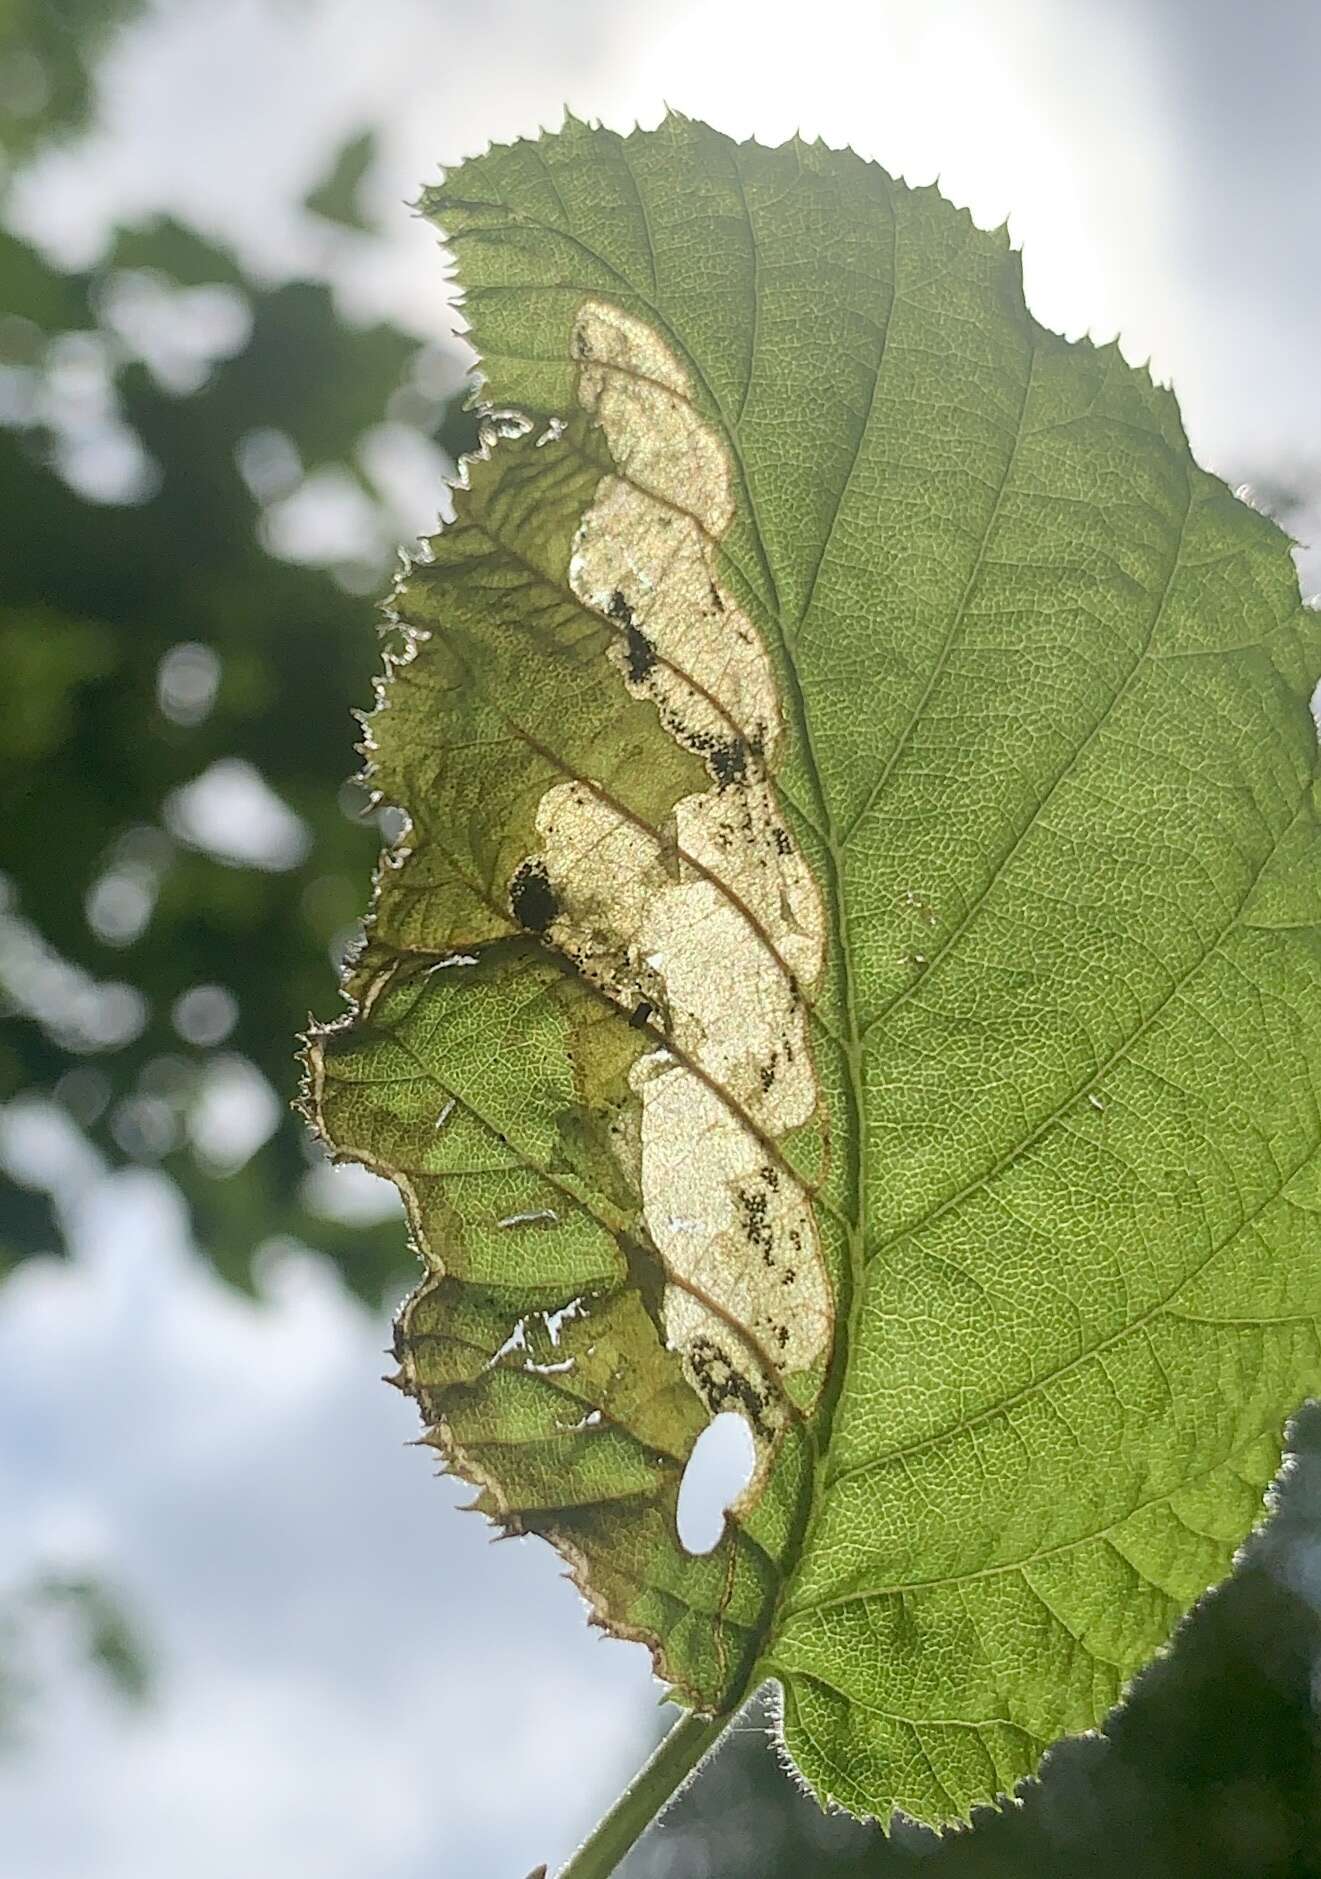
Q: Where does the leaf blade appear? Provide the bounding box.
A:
[306,114,1321,1826]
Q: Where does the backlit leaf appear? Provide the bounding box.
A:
[304,114,1321,1824]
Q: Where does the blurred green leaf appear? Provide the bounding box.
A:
[303,128,378,232]
[0,0,142,157]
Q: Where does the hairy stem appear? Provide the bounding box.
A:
[555,1707,731,1878]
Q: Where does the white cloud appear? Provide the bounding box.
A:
[0,1169,658,1877]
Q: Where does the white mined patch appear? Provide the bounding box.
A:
[516,298,832,1437]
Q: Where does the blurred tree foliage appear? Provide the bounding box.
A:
[0,152,477,1301]
[0,0,141,156]
[0,1569,150,1734]
[303,125,380,233]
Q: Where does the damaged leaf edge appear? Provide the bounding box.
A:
[297,330,830,1722]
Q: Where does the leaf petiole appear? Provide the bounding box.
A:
[554,1706,732,1878]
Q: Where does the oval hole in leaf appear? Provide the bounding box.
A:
[676,1411,757,1555]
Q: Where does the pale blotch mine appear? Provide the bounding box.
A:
[519,299,832,1437]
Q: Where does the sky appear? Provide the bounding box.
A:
[3,1,1321,1875]
[12,0,1321,557]
[0,1107,665,1878]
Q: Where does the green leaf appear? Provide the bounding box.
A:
[304,114,1321,1825]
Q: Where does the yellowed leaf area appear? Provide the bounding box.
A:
[523,300,833,1446]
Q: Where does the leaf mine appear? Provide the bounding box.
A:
[523,298,834,1433]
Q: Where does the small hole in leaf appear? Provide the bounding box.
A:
[676,1411,756,1555]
